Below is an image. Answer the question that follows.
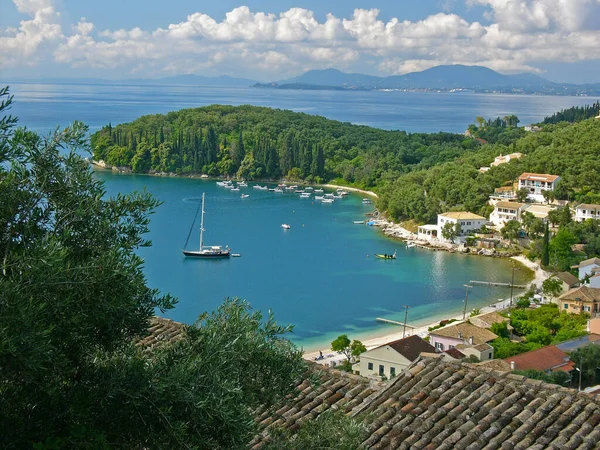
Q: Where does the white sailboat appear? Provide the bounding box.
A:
[182,193,231,258]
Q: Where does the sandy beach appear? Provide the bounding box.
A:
[322,184,378,198]
[304,255,544,367]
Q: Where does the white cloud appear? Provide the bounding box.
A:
[0,0,62,67]
[1,0,600,79]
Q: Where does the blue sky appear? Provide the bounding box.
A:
[1,0,600,83]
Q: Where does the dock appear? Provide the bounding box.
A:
[376,318,416,329]
[469,280,527,289]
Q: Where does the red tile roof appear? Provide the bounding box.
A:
[518,172,560,182]
[504,345,572,372]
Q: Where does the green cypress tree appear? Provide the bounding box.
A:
[542,222,550,267]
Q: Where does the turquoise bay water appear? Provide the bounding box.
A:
[99,171,529,350]
[9,82,559,350]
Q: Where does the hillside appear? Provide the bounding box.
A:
[91,105,600,225]
[256,65,600,95]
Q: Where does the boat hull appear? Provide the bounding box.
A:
[374,254,396,259]
[182,250,231,258]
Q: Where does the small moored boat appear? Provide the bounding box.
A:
[353,220,365,224]
[374,250,397,260]
[281,224,291,229]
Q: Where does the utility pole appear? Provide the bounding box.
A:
[579,358,584,392]
[402,305,410,338]
[509,264,519,307]
[463,285,472,320]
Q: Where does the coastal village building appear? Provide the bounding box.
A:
[469,311,513,335]
[479,153,523,173]
[575,203,600,222]
[555,334,600,353]
[436,212,487,243]
[455,342,495,361]
[251,358,600,449]
[137,316,600,449]
[517,172,560,203]
[416,224,438,242]
[572,257,600,280]
[428,322,497,359]
[520,203,555,222]
[489,185,517,203]
[559,286,600,316]
[504,345,575,374]
[550,272,580,296]
[491,152,524,167]
[489,201,527,227]
[356,335,435,379]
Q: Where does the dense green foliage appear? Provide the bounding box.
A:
[380,118,600,223]
[263,409,367,450]
[571,344,600,384]
[92,105,600,227]
[0,89,306,449]
[512,369,570,386]
[90,105,470,186]
[490,304,587,359]
[331,334,366,363]
[542,101,600,124]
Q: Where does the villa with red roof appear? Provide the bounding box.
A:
[518,172,560,202]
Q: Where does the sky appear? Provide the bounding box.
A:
[1,0,600,83]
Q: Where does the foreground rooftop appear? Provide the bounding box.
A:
[252,358,600,449]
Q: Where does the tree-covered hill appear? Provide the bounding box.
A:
[542,101,600,124]
[90,105,475,185]
[379,118,600,223]
[91,105,600,225]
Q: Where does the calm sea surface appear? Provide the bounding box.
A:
[10,82,582,350]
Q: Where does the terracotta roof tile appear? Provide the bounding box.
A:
[518,173,560,182]
[135,316,185,350]
[503,345,572,372]
[375,335,436,361]
[252,358,600,449]
[560,286,600,303]
[553,271,580,286]
[429,322,498,345]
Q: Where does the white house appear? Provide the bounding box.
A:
[575,204,600,222]
[417,224,439,242]
[428,322,497,361]
[490,152,524,167]
[518,173,560,203]
[356,335,435,379]
[572,258,600,280]
[521,204,556,222]
[437,212,487,243]
[489,202,527,227]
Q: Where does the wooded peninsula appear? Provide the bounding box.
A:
[91,103,600,227]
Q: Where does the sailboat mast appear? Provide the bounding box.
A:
[199,193,205,251]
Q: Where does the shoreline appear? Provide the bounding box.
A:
[303,254,542,366]
[90,161,379,198]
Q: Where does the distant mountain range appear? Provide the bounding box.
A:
[254,65,600,95]
[9,65,600,95]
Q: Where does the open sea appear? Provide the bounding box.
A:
[9,82,591,350]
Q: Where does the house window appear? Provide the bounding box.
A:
[564,304,569,309]
[379,365,384,376]
[488,352,492,359]
[390,367,396,377]
[435,342,445,351]
[368,362,373,370]
[584,306,591,312]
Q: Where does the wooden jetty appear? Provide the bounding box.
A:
[469,280,527,289]
[376,318,416,328]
